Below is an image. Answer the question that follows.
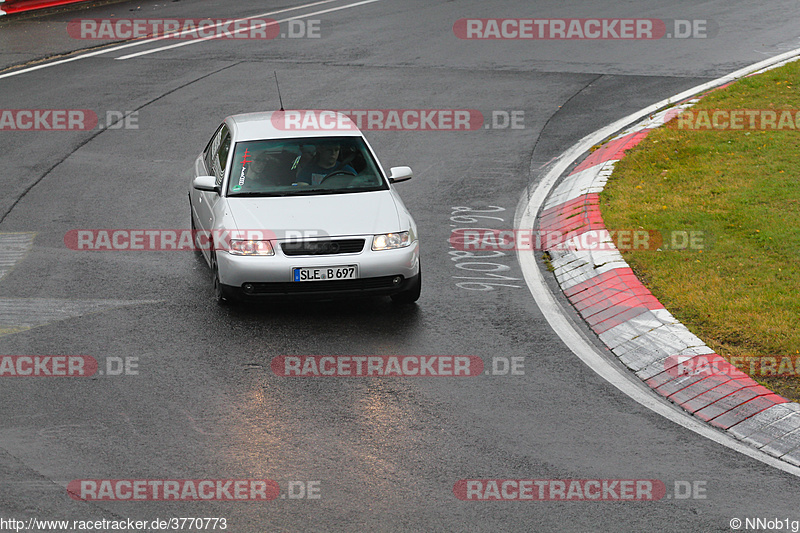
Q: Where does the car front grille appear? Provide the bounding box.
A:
[280,239,365,256]
[248,276,402,295]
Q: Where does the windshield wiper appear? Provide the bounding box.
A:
[284,189,346,196]
[343,187,381,193]
[229,187,381,198]
[286,187,383,196]
[228,192,291,197]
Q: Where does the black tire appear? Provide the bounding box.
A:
[391,266,421,304]
[189,206,204,258]
[211,254,235,305]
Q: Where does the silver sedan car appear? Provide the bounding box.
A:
[189,111,420,304]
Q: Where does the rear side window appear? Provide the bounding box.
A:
[214,130,231,187]
[204,124,231,187]
[204,125,221,172]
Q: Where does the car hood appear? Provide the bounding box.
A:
[224,190,402,238]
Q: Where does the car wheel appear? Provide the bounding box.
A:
[189,204,205,259]
[211,254,234,305]
[391,266,421,304]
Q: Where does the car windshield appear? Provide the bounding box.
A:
[226,136,388,197]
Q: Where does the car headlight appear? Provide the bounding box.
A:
[372,231,411,251]
[228,240,275,256]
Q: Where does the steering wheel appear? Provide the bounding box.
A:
[319,169,357,183]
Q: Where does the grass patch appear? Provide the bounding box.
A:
[542,251,555,272]
[600,59,800,401]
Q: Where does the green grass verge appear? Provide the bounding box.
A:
[600,59,800,401]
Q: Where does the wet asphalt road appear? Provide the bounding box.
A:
[1,1,800,531]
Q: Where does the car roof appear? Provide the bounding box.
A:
[225,111,364,142]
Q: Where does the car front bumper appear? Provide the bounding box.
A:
[216,239,420,298]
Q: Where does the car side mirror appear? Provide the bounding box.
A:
[388,166,413,184]
[193,175,219,192]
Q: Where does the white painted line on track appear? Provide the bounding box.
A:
[0,233,35,283]
[516,47,800,477]
[115,0,383,60]
[0,0,360,80]
[0,298,161,338]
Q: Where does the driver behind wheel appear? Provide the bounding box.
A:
[294,142,356,185]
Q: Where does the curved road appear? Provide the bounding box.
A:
[1,1,799,531]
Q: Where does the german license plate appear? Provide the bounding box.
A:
[293,265,358,282]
